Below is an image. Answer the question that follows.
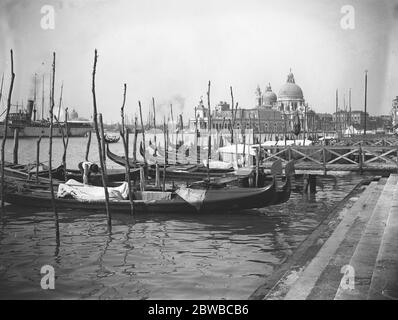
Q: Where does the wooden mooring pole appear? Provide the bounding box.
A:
[85,130,91,161]
[138,101,146,164]
[36,136,42,182]
[207,80,211,180]
[133,116,138,165]
[49,52,60,243]
[1,50,15,209]
[13,128,19,164]
[91,49,111,232]
[162,116,167,191]
[99,114,107,173]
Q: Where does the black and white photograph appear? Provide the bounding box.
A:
[0,0,398,305]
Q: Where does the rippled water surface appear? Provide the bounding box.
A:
[0,137,366,299]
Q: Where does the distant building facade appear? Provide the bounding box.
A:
[189,70,317,137]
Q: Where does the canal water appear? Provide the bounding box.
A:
[0,137,366,299]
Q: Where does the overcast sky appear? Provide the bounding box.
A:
[1,0,398,123]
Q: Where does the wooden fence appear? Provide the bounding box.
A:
[261,145,398,173]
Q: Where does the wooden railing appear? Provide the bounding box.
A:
[261,145,398,173]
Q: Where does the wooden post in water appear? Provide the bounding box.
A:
[139,167,146,191]
[48,52,60,243]
[322,146,327,176]
[120,129,134,217]
[55,112,69,182]
[207,81,211,180]
[138,101,146,164]
[162,117,167,191]
[255,147,260,187]
[155,163,160,188]
[91,49,111,231]
[257,108,262,169]
[166,121,169,165]
[152,97,157,155]
[133,116,138,165]
[1,50,15,209]
[13,128,19,164]
[0,73,4,107]
[242,123,246,167]
[36,136,42,182]
[85,130,91,161]
[195,111,200,164]
[57,82,64,121]
[99,114,107,170]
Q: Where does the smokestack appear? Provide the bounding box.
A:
[27,99,34,120]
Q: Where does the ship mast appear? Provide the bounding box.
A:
[41,74,45,120]
[33,73,37,121]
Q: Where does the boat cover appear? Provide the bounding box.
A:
[57,179,129,202]
[175,186,206,211]
[202,160,234,170]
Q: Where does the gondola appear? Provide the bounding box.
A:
[104,134,120,143]
[4,162,140,187]
[106,144,235,181]
[3,178,278,214]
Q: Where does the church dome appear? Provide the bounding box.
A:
[278,71,304,100]
[263,83,277,105]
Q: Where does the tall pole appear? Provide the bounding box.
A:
[152,97,157,155]
[138,101,146,164]
[364,70,368,135]
[1,50,15,209]
[91,49,111,232]
[335,89,339,135]
[57,81,63,121]
[41,74,45,120]
[33,73,37,121]
[49,52,60,243]
[207,80,211,179]
[0,73,4,108]
[349,88,352,128]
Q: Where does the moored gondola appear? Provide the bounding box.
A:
[3,178,278,214]
[106,144,235,181]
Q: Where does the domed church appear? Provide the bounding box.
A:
[277,70,305,114]
[256,69,307,116]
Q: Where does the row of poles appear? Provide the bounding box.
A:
[0,48,279,242]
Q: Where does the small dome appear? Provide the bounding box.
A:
[278,71,303,100]
[263,83,277,105]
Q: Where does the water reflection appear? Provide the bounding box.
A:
[0,173,365,299]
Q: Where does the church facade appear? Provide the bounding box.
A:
[189,70,314,138]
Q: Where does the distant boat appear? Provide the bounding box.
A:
[104,133,120,143]
[0,100,92,137]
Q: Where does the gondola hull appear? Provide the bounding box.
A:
[106,145,235,181]
[3,181,277,214]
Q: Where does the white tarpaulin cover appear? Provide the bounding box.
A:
[202,160,234,170]
[57,179,129,202]
[175,186,206,211]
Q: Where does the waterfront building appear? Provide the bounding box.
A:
[189,70,318,139]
